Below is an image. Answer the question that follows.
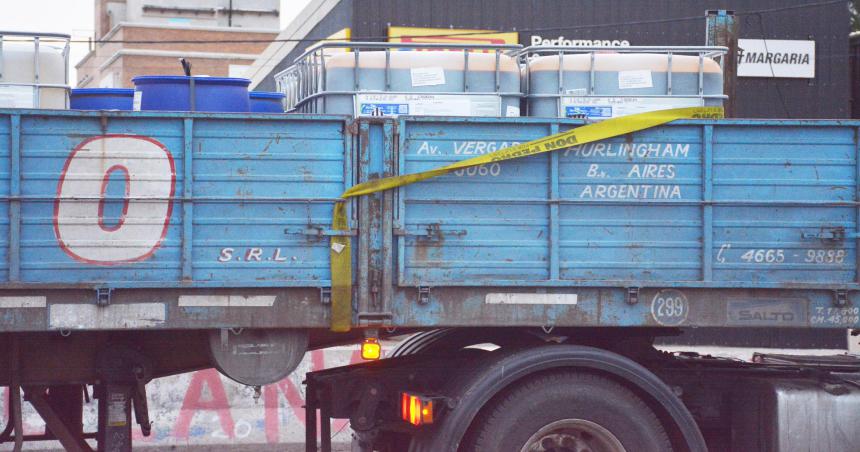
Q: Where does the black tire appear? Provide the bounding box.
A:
[464,371,672,452]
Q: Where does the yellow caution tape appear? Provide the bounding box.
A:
[329,106,724,332]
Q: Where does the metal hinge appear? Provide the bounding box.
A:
[96,287,112,307]
[418,286,431,305]
[320,287,331,305]
[626,287,640,305]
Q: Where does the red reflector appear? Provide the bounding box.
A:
[401,392,409,422]
[400,392,435,426]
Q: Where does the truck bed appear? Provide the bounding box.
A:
[0,109,858,332]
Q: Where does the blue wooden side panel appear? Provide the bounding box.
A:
[190,119,348,285]
[1,111,349,288]
[397,121,553,284]
[558,125,704,282]
[0,118,10,282]
[396,118,860,288]
[711,125,856,283]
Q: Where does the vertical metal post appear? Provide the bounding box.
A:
[706,9,738,117]
[494,49,500,92]
[33,37,40,107]
[9,115,20,281]
[384,48,391,91]
[0,35,5,81]
[97,384,132,452]
[549,123,560,280]
[702,125,714,281]
[353,48,360,91]
[855,127,860,284]
[181,119,194,280]
[10,335,22,452]
[557,51,565,117]
[463,49,470,91]
[667,52,673,95]
[305,379,318,452]
[319,387,332,452]
[381,121,395,314]
[588,51,595,95]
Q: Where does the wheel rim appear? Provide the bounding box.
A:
[519,419,626,452]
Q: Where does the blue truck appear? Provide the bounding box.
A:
[0,107,859,451]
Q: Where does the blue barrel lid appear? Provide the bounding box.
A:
[71,88,135,95]
[249,91,286,99]
[132,75,251,86]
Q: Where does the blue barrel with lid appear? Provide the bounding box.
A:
[70,88,135,110]
[132,76,251,112]
[249,91,285,113]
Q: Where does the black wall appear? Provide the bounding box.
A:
[347,0,851,118]
[852,33,860,118]
[255,0,353,92]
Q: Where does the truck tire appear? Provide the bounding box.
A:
[465,371,672,452]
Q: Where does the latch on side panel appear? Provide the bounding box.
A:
[285,226,357,237]
[96,287,112,306]
[394,224,467,239]
[835,289,849,307]
[626,287,640,305]
[418,287,431,305]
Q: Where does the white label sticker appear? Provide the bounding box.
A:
[562,96,703,119]
[132,91,142,111]
[485,293,578,305]
[0,86,35,108]
[410,67,446,87]
[356,93,501,117]
[331,242,346,254]
[618,70,653,89]
[505,105,521,117]
[107,392,128,426]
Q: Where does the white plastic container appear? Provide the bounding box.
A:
[277,42,522,117]
[522,47,726,119]
[0,32,70,109]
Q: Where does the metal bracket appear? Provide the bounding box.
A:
[835,289,849,307]
[96,287,112,307]
[320,287,331,305]
[626,287,640,305]
[285,226,356,237]
[418,286,431,305]
[394,224,467,239]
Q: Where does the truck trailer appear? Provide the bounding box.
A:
[1,38,860,451]
[0,107,857,451]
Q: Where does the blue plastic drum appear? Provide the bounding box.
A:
[249,91,285,113]
[70,88,135,110]
[132,76,251,112]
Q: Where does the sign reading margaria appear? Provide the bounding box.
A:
[737,39,815,78]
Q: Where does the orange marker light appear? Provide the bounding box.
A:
[361,337,381,360]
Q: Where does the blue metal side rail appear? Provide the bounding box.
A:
[384,116,860,330]
[0,109,858,332]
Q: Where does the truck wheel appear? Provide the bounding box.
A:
[465,371,672,452]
